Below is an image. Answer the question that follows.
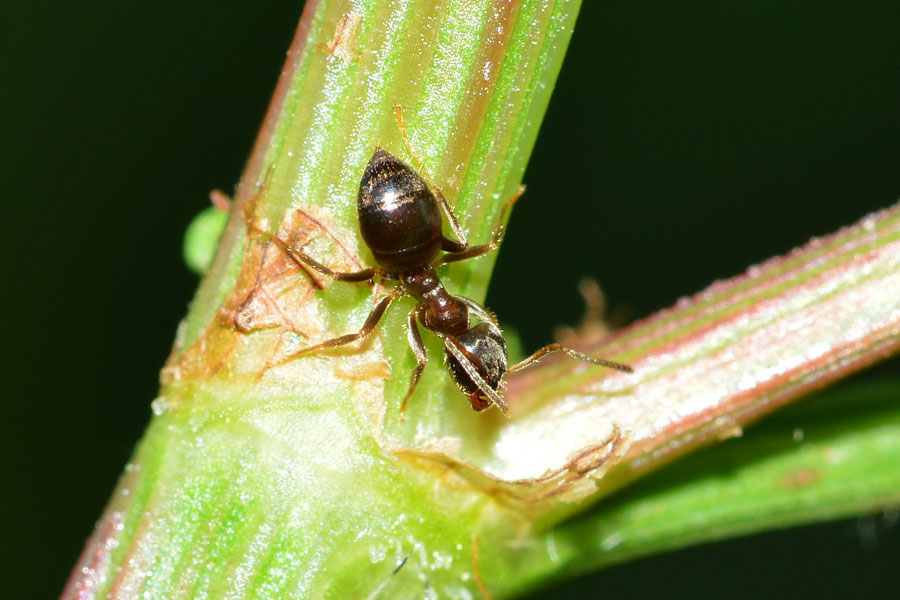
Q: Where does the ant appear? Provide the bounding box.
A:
[242,107,632,416]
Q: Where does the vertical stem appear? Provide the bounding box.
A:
[63,2,584,598]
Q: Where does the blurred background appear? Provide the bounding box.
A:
[3,1,899,597]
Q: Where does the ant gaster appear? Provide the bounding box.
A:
[243,108,632,416]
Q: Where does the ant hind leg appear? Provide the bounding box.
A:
[455,296,499,325]
[393,105,469,248]
[435,185,525,266]
[241,170,380,284]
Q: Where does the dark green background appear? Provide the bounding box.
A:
[3,2,899,598]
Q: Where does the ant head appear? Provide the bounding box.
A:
[444,321,508,412]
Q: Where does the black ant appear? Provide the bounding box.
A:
[242,108,632,416]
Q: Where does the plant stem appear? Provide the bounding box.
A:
[64,1,584,598]
[503,379,900,596]
[63,0,900,597]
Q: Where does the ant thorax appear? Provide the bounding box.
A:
[400,267,468,337]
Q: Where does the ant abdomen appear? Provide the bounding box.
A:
[445,321,509,412]
[357,148,443,273]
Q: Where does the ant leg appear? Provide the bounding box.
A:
[268,289,402,369]
[455,296,499,325]
[508,344,633,374]
[393,105,468,248]
[442,334,510,416]
[242,202,379,283]
[435,185,525,266]
[399,306,428,416]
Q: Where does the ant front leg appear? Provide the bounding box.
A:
[266,288,403,371]
[455,296,499,325]
[508,344,633,375]
[399,305,429,417]
[435,185,525,266]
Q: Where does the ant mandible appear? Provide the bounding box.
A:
[243,107,632,416]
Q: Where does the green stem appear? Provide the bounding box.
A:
[64,1,583,598]
[63,1,900,598]
[507,379,900,596]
